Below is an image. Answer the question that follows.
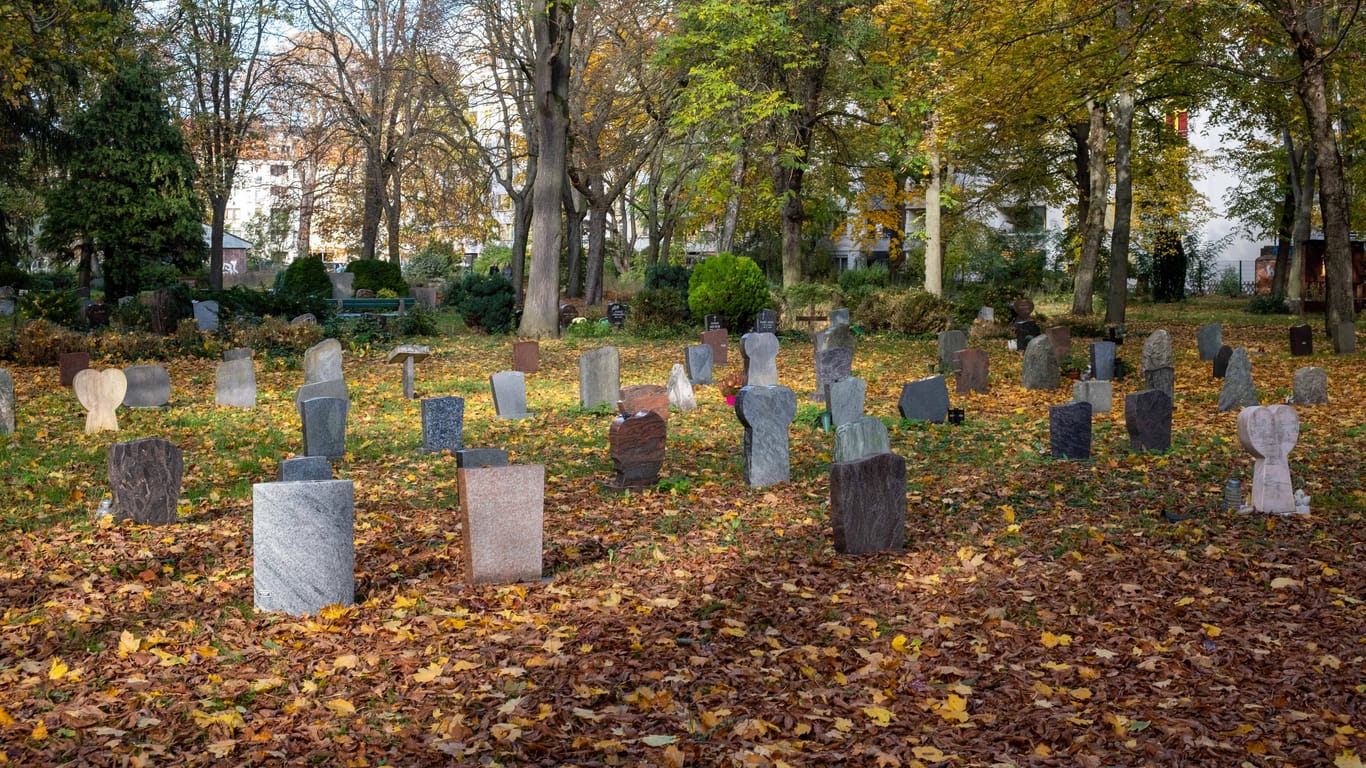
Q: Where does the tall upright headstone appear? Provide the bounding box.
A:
[1197,323,1222,361]
[122,365,171,408]
[1022,335,1060,390]
[215,358,256,408]
[1237,405,1299,514]
[1212,345,1233,378]
[1088,341,1116,381]
[1141,329,1175,401]
[1217,348,1259,412]
[304,339,344,385]
[1125,389,1173,453]
[618,384,669,422]
[0,367,13,436]
[830,452,907,555]
[741,333,780,387]
[490,371,531,419]
[421,396,465,453]
[686,345,714,385]
[814,320,856,401]
[667,365,697,412]
[897,376,950,423]
[735,385,798,487]
[459,464,545,584]
[73,369,126,433]
[936,330,967,375]
[1291,366,1327,405]
[826,377,867,428]
[578,347,621,409]
[107,438,183,525]
[1049,401,1092,460]
[301,397,349,459]
[753,308,779,334]
[955,349,989,394]
[1335,322,1356,354]
[608,410,667,488]
[253,479,355,614]
[513,341,540,374]
[193,300,220,332]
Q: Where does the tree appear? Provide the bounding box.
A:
[41,57,206,300]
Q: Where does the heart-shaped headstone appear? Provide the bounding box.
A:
[74,368,127,433]
[1237,404,1299,514]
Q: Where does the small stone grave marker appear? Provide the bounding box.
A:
[953,349,988,395]
[735,385,797,487]
[216,358,256,408]
[1045,326,1072,360]
[85,302,110,328]
[607,302,628,328]
[897,376,950,423]
[741,332,780,386]
[1125,389,1173,453]
[1212,345,1233,378]
[558,303,579,329]
[1015,319,1042,350]
[224,347,253,362]
[667,365,697,412]
[1088,341,1117,381]
[1218,347,1259,412]
[826,377,867,428]
[701,328,728,366]
[421,396,465,453]
[1291,366,1327,405]
[685,345,713,385]
[753,308,779,333]
[1289,324,1313,356]
[456,448,509,468]
[60,351,90,388]
[1335,322,1356,354]
[279,456,332,482]
[1198,323,1222,361]
[608,410,667,488]
[1237,404,1299,514]
[1050,401,1092,460]
[108,437,183,525]
[619,384,669,421]
[74,369,126,433]
[459,464,545,584]
[834,415,890,463]
[253,479,355,615]
[937,330,967,376]
[579,347,621,409]
[830,452,906,555]
[704,314,723,331]
[1072,379,1112,414]
[1022,335,1059,390]
[513,341,540,373]
[304,339,344,385]
[301,397,349,459]
[193,300,219,331]
[814,321,856,401]
[329,272,355,299]
[122,365,171,408]
[0,367,13,436]
[490,371,530,419]
[386,344,430,399]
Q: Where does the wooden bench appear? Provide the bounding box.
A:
[335,297,412,316]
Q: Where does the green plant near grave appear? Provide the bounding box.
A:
[347,259,408,295]
[277,255,333,302]
[853,288,955,335]
[626,288,690,337]
[18,290,81,328]
[688,253,769,332]
[444,271,515,333]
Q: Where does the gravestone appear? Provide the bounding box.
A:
[1014,319,1042,350]
[253,479,355,615]
[122,365,171,408]
[814,321,856,401]
[386,344,430,399]
[304,339,344,385]
[279,456,332,482]
[977,306,995,323]
[1045,326,1073,361]
[701,329,729,366]
[411,286,439,309]
[329,271,355,299]
[456,448,509,468]
[421,396,465,453]
[897,376,950,423]
[558,303,579,329]
[1049,401,1092,460]
[85,302,110,328]
[937,330,967,375]
[608,410,667,488]
[704,314,723,331]
[735,385,798,487]
[1144,367,1175,402]
[1212,345,1233,378]
[955,349,989,394]
[826,377,867,428]
[606,302,628,328]
[1291,366,1327,405]
[223,347,253,362]
[1088,341,1116,381]
[619,384,669,421]
[294,378,349,413]
[1335,322,1356,354]
[829,308,851,326]
[1142,330,1173,371]
[459,464,545,584]
[753,308,779,334]
[301,397,349,459]
[830,452,906,555]
[1197,323,1222,361]
[513,341,540,374]
[741,332,780,386]
[1125,389,1173,453]
[490,371,530,419]
[1021,335,1060,390]
[1071,379,1112,414]
[0,367,12,436]
[215,358,256,408]
[59,352,90,387]
[1010,298,1035,320]
[1237,404,1300,514]
[685,345,714,385]
[73,369,126,433]
[578,347,621,409]
[107,438,183,525]
[1217,348,1259,412]
[1289,325,1313,356]
[667,365,697,412]
[354,288,376,299]
[193,300,220,332]
[833,415,891,463]
[0,298,12,317]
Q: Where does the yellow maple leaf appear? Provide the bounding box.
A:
[1201,623,1222,638]
[863,706,894,726]
[118,630,140,656]
[30,721,47,740]
[891,634,909,652]
[48,658,68,681]
[1336,749,1365,768]
[413,660,445,683]
[0,707,14,727]
[912,745,948,762]
[1041,631,1072,648]
[939,694,969,723]
[449,659,480,673]
[325,699,356,717]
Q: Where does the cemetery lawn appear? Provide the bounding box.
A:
[1,304,1364,766]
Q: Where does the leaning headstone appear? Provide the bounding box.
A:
[608,410,667,488]
[955,349,989,395]
[59,351,90,388]
[456,448,509,468]
[192,300,220,332]
[753,308,779,333]
[1291,366,1327,405]
[1212,345,1233,378]
[73,369,126,433]
[512,341,540,374]
[0,367,13,436]
[826,377,867,428]
[279,456,332,481]
[735,385,798,487]
[421,396,465,453]
[1045,326,1072,361]
[667,365,697,412]
[741,332,780,386]
[1217,348,1259,412]
[701,329,729,366]
[1014,319,1042,350]
[459,464,545,584]
[578,347,621,409]
[107,438,183,525]
[1288,324,1313,357]
[937,330,967,375]
[215,358,256,408]
[295,378,349,413]
[1197,323,1222,361]
[253,479,355,615]
[897,376,950,423]
[1071,379,1112,414]
[1049,401,1092,460]
[833,415,891,463]
[301,397,349,459]
[685,345,714,385]
[1022,335,1060,390]
[830,452,906,555]
[1088,341,1116,381]
[122,365,171,408]
[223,347,253,362]
[1125,389,1173,453]
[304,339,344,386]
[618,384,669,422]
[1237,404,1300,514]
[386,344,430,399]
[1335,322,1356,354]
[814,321,856,400]
[489,371,531,419]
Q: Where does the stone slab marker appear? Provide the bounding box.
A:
[937,329,968,375]
[1045,326,1073,361]
[193,300,219,332]
[223,347,253,362]
[686,345,714,385]
[609,410,667,488]
[735,385,798,487]
[108,437,183,525]
[295,378,349,413]
[459,464,545,584]
[1049,401,1092,460]
[0,367,13,436]
[1217,348,1259,412]
[303,338,344,385]
[813,322,855,402]
[279,456,332,481]
[216,358,256,408]
[513,341,540,374]
[1237,404,1299,514]
[1212,345,1233,378]
[667,365,697,412]
[826,377,867,428]
[1125,389,1173,453]
[253,479,355,615]
[955,349,988,394]
[59,352,90,388]
[753,308,779,333]
[122,365,171,408]
[741,332,780,386]
[578,347,621,409]
[1141,329,1175,401]
[386,344,430,399]
[1072,379,1112,414]
[1088,341,1116,381]
[1197,323,1222,361]
[619,384,669,421]
[490,371,530,419]
[421,396,465,453]
[1014,319,1041,350]
[456,448,509,468]
[701,329,728,366]
[74,369,127,433]
[834,415,890,463]
[1291,366,1327,405]
[898,376,950,423]
[329,272,355,299]
[301,397,349,459]
[1335,322,1356,354]
[1022,335,1059,390]
[1288,325,1313,357]
[830,452,907,555]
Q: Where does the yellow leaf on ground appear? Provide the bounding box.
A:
[206,740,236,757]
[663,744,686,767]
[333,654,359,670]
[118,631,139,656]
[48,658,69,681]
[30,721,47,740]
[326,699,356,716]
[1336,749,1365,768]
[1041,631,1072,648]
[912,745,948,762]
[1201,623,1222,637]
[0,708,14,727]
[939,694,969,723]
[414,660,445,683]
[1270,577,1302,589]
[863,706,894,726]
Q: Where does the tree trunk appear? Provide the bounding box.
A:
[1273,185,1294,297]
[718,149,745,254]
[510,193,532,305]
[1289,144,1316,311]
[564,181,584,299]
[585,173,607,306]
[209,195,227,291]
[614,192,632,276]
[360,146,383,260]
[296,158,317,261]
[924,139,943,296]
[1106,88,1134,325]
[1071,98,1108,316]
[386,175,402,264]
[77,243,93,291]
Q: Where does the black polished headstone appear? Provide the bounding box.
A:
[1049,401,1092,460]
[1125,389,1172,453]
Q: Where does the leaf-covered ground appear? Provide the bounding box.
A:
[1,309,1363,767]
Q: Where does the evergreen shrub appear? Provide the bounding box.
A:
[445,271,515,333]
[687,253,769,332]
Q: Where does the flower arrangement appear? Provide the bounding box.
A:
[717,370,747,400]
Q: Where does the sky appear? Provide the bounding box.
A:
[1189,113,1265,271]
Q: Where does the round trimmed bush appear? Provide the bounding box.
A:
[347,259,409,295]
[278,256,332,300]
[445,271,515,333]
[687,253,769,332]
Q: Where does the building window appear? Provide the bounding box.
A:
[270,164,288,177]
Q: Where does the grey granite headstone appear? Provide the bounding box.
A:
[1212,345,1233,378]
[830,452,906,555]
[0,367,13,436]
[834,415,891,463]
[223,347,253,362]
[1197,323,1222,361]
[490,371,530,419]
[1217,348,1259,412]
[329,271,355,299]
[1142,329,1174,372]
[826,377,867,428]
[215,358,256,408]
[107,438,183,525]
[814,321,856,400]
[456,448,509,468]
[387,344,431,399]
[421,396,465,453]
[976,306,994,322]
[1289,325,1313,356]
[685,345,714,385]
[735,385,798,487]
[897,376,950,423]
[936,330,967,375]
[1049,401,1092,460]
[459,464,545,584]
[253,479,355,615]
[955,349,988,394]
[279,456,333,481]
[1144,367,1175,402]
[1335,322,1356,354]
[301,397,349,459]
[1071,379,1112,414]
[1125,389,1172,453]
[667,364,697,412]
[1292,366,1327,405]
[192,300,220,332]
[609,410,667,488]
[1088,341,1116,381]
[122,365,171,408]
[0,298,12,317]
[828,308,851,326]
[741,332,780,386]
[578,347,621,409]
[303,339,344,385]
[295,378,349,413]
[1022,335,1059,390]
